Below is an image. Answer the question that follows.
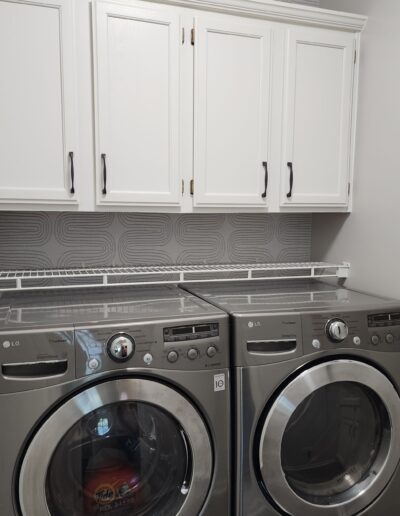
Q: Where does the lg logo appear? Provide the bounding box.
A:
[248,321,261,328]
[2,340,20,349]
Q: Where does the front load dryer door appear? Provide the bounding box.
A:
[19,378,213,516]
[256,360,400,516]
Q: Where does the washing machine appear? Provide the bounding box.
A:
[184,280,400,516]
[0,285,230,516]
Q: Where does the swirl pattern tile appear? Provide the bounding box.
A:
[0,212,312,269]
[54,213,116,267]
[227,214,276,263]
[175,215,226,264]
[0,212,53,269]
[117,214,173,265]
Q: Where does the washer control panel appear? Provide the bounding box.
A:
[75,317,228,378]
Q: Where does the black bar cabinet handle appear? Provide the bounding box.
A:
[69,151,75,194]
[287,162,293,199]
[261,161,268,199]
[101,153,107,195]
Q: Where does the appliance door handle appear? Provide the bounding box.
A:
[101,153,107,195]
[69,151,75,194]
[287,162,293,199]
[2,359,68,378]
[261,161,268,199]
[247,340,297,354]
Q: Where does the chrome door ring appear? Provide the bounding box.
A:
[258,360,400,516]
[19,378,213,516]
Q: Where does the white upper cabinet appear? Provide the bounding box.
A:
[93,1,182,206]
[0,0,78,205]
[0,0,365,212]
[193,14,272,207]
[280,27,356,208]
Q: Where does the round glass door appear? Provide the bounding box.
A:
[19,379,212,516]
[258,360,400,516]
[46,401,191,515]
[281,382,389,504]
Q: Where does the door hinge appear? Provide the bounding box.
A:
[181,179,185,195]
[354,49,357,64]
[182,27,185,45]
[191,28,195,46]
[190,179,194,195]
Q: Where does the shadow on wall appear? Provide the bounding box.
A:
[0,212,312,269]
[311,213,350,263]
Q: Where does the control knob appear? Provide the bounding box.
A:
[326,319,349,343]
[107,334,135,362]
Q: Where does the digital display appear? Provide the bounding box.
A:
[373,315,389,322]
[172,326,192,336]
[195,324,211,333]
[368,313,400,327]
[164,323,219,342]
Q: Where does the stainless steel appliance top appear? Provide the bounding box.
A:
[182,280,398,315]
[0,285,224,330]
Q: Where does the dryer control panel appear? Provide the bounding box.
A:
[233,305,400,367]
[302,308,400,355]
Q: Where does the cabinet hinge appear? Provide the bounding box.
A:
[182,27,185,45]
[191,28,195,46]
[348,182,351,196]
[354,49,357,64]
[190,179,194,195]
[181,179,185,195]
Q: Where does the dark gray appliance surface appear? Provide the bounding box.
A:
[0,283,230,516]
[182,279,400,516]
[182,279,398,315]
[0,284,223,330]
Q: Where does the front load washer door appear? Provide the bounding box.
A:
[257,360,400,516]
[19,378,213,516]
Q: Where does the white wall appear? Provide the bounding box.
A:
[313,0,400,299]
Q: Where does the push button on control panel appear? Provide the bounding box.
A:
[371,335,380,346]
[88,358,100,370]
[206,346,217,358]
[312,339,321,350]
[187,348,199,360]
[143,353,153,365]
[167,350,179,363]
[386,334,394,344]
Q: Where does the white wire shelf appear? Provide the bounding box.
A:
[0,262,350,292]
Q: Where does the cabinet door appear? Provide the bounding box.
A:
[93,1,181,206]
[0,0,77,205]
[193,15,272,207]
[281,27,355,207]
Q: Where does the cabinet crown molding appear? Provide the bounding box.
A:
[144,0,367,31]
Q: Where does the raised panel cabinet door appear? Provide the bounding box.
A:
[0,0,78,205]
[93,1,181,206]
[193,15,272,207]
[281,27,356,207]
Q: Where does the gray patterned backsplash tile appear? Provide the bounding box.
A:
[0,213,311,269]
